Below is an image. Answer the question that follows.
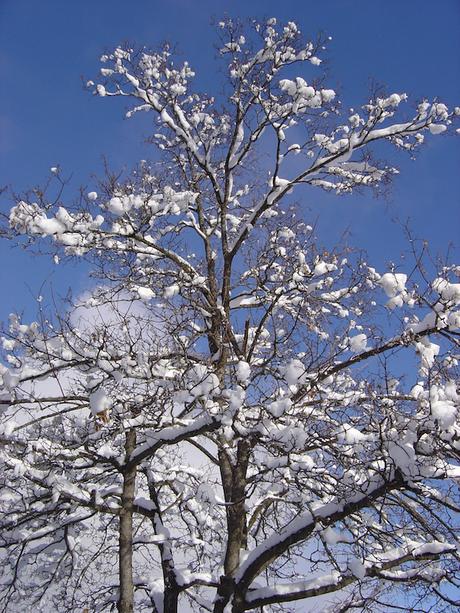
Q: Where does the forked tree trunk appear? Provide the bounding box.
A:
[213,582,245,613]
[118,429,137,613]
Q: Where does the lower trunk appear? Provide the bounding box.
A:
[215,441,251,613]
[163,586,179,613]
[221,440,251,576]
[223,499,247,575]
[146,474,180,613]
[118,430,137,613]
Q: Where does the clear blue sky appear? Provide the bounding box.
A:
[1,0,459,321]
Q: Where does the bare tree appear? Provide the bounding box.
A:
[1,17,459,613]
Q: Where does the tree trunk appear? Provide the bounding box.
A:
[145,472,180,613]
[215,440,251,612]
[163,585,179,613]
[221,440,250,576]
[118,429,137,613]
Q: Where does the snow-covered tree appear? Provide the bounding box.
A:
[1,17,459,613]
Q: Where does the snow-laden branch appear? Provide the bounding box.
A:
[244,541,456,609]
[235,474,404,590]
[1,16,459,613]
[125,415,221,469]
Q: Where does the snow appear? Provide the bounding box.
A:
[106,196,128,215]
[98,443,119,459]
[380,272,407,297]
[246,572,341,602]
[387,93,402,106]
[314,261,337,276]
[134,496,156,511]
[322,89,336,103]
[284,359,307,386]
[388,436,416,474]
[2,18,460,612]
[348,557,366,579]
[431,400,457,428]
[229,294,260,308]
[175,569,216,588]
[415,339,440,373]
[89,388,111,416]
[348,333,368,353]
[163,284,180,298]
[433,278,460,303]
[2,368,20,390]
[130,415,220,463]
[339,424,371,444]
[228,123,245,168]
[187,364,219,399]
[267,397,292,417]
[322,526,343,545]
[444,379,458,402]
[370,540,457,565]
[2,338,16,351]
[408,311,436,334]
[37,217,66,235]
[279,80,297,96]
[412,541,456,557]
[236,361,251,384]
[429,123,447,134]
[136,286,154,301]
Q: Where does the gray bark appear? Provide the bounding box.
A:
[214,440,251,613]
[118,429,137,613]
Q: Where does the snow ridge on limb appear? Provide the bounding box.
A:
[125,415,222,469]
[245,540,456,609]
[235,474,405,589]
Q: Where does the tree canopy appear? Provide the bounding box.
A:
[1,17,459,613]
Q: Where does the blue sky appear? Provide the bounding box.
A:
[1,0,459,322]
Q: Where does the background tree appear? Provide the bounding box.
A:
[1,17,459,613]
